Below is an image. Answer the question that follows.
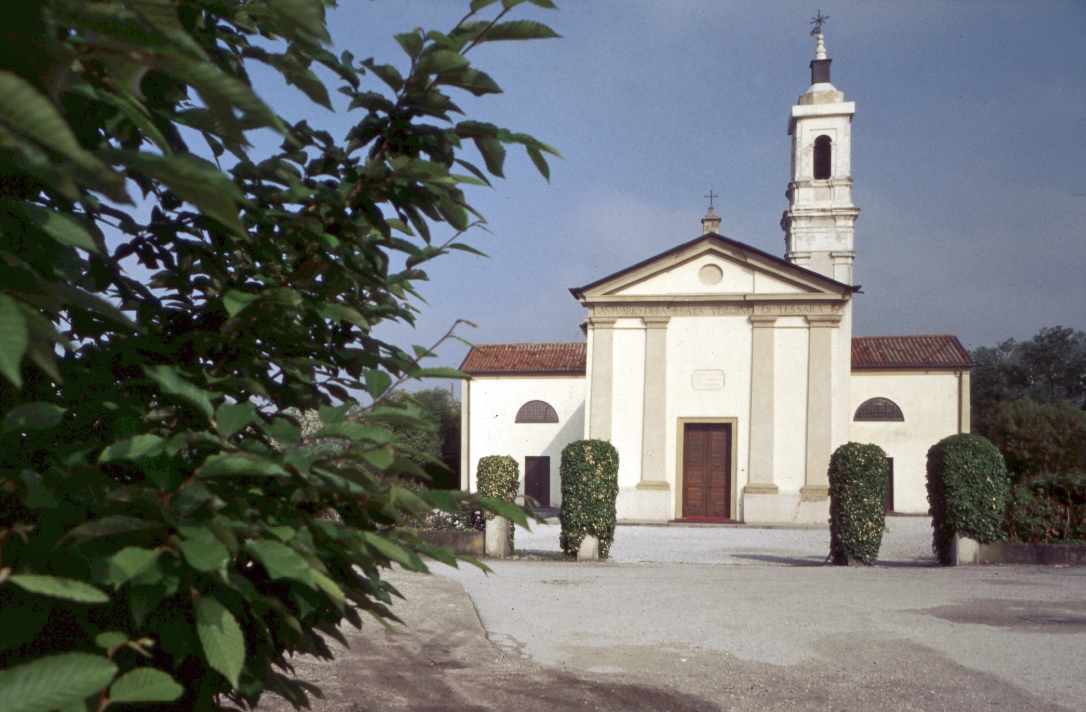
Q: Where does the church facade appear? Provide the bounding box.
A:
[458,34,972,524]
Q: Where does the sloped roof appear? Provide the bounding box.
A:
[462,335,972,375]
[852,335,972,369]
[460,342,587,375]
[570,232,860,299]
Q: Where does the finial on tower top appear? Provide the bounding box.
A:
[807,11,832,84]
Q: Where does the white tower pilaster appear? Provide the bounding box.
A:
[781,33,859,284]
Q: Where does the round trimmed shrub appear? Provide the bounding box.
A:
[476,455,519,546]
[559,439,619,558]
[828,442,889,565]
[926,433,1010,565]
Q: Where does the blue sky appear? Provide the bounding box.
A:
[254,1,1086,391]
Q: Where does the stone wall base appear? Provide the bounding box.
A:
[616,485,672,521]
[954,535,1086,566]
[419,530,484,556]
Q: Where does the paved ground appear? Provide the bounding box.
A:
[260,519,1086,711]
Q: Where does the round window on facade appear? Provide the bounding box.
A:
[854,397,904,422]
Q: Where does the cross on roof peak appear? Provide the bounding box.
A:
[704,190,718,209]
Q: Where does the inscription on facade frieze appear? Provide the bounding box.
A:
[691,370,725,390]
[593,304,842,317]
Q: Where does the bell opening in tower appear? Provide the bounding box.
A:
[813,135,832,179]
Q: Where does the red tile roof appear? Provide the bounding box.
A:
[852,335,972,369]
[461,342,587,375]
[461,335,971,374]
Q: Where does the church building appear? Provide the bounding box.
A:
[458,33,972,524]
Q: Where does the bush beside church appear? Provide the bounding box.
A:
[828,443,889,565]
[560,440,619,558]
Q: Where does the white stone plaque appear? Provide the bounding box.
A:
[691,369,725,390]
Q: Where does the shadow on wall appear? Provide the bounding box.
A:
[537,400,586,506]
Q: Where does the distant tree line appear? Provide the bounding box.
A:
[971,326,1086,480]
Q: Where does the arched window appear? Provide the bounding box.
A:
[854,398,904,422]
[515,400,559,423]
[813,135,832,179]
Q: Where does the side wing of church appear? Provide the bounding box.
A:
[459,33,972,525]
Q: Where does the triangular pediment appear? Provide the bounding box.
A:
[570,233,854,302]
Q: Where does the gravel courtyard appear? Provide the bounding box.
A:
[259,519,1086,711]
[513,515,936,566]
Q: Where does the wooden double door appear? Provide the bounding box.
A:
[682,423,732,520]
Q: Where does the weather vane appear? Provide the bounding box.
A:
[810,10,829,36]
[705,190,718,209]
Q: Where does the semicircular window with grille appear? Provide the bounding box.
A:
[515,400,559,423]
[854,397,904,422]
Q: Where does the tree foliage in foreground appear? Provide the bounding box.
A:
[0,1,558,710]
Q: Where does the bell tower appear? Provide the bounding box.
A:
[781,31,860,284]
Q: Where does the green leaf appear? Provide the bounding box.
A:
[0,653,117,712]
[470,0,501,10]
[311,570,345,607]
[143,365,215,418]
[66,516,152,543]
[2,402,66,432]
[98,434,165,462]
[394,31,423,58]
[222,290,260,316]
[472,137,506,177]
[261,418,301,445]
[0,71,123,196]
[477,19,560,42]
[364,370,393,399]
[161,55,284,138]
[195,597,245,689]
[0,295,28,388]
[104,547,161,588]
[361,532,427,572]
[312,422,393,444]
[360,448,395,469]
[414,50,470,76]
[9,575,110,604]
[25,206,99,253]
[526,145,550,180]
[94,632,129,651]
[177,527,230,572]
[476,497,531,528]
[112,152,245,236]
[108,667,184,703]
[408,367,468,380]
[215,402,257,438]
[245,540,314,586]
[267,0,331,43]
[128,0,209,60]
[196,453,289,478]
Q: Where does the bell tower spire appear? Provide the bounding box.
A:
[781,22,860,284]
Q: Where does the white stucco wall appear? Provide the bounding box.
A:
[666,315,753,518]
[849,369,965,514]
[464,376,586,507]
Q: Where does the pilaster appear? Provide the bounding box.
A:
[802,313,841,500]
[587,316,617,440]
[747,315,778,494]
[638,316,670,487]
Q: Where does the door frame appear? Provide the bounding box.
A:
[674,417,738,521]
